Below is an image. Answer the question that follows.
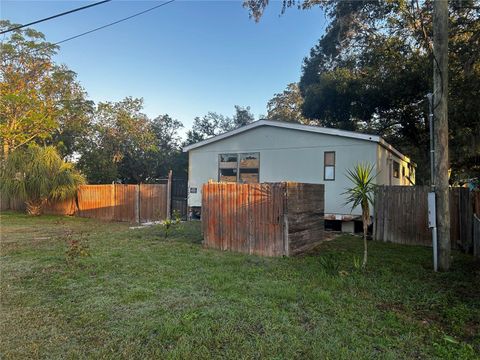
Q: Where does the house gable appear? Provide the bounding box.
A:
[183,119,411,164]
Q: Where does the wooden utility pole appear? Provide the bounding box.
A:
[433,0,450,271]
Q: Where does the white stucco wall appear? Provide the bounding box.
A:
[187,125,414,216]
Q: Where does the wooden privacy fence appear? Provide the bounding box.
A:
[76,184,168,223]
[374,186,479,251]
[1,184,169,223]
[202,182,324,257]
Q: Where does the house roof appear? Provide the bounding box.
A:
[183,119,412,164]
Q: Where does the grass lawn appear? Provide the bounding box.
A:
[1,211,479,359]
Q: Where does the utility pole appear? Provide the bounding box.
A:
[433,0,450,271]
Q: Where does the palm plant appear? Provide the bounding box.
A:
[0,145,85,215]
[343,163,376,269]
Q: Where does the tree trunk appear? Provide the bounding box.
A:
[362,202,369,269]
[433,0,450,271]
[25,199,46,216]
[362,219,368,269]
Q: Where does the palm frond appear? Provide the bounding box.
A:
[0,145,86,206]
[342,162,377,212]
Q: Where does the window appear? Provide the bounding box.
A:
[393,161,400,178]
[324,151,335,181]
[218,152,259,183]
[402,166,406,177]
[239,153,259,183]
[219,154,238,182]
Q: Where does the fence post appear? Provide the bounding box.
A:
[283,183,289,256]
[111,182,115,221]
[135,184,140,224]
[167,170,172,220]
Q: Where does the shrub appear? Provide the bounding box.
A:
[0,145,85,215]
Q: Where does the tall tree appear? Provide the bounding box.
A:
[0,20,92,160]
[244,0,480,183]
[77,98,186,183]
[267,83,310,124]
[77,97,154,183]
[137,114,187,180]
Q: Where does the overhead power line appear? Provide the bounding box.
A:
[54,0,176,46]
[0,0,112,35]
[1,0,176,60]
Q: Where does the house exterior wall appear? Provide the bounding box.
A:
[187,125,413,216]
[376,144,415,186]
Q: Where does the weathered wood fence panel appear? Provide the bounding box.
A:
[77,185,115,220]
[374,186,477,251]
[202,182,324,257]
[287,183,325,255]
[203,182,285,256]
[140,184,168,222]
[76,184,168,223]
[114,185,138,222]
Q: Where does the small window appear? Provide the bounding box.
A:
[324,151,335,181]
[393,161,400,178]
[402,166,406,177]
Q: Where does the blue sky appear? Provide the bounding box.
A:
[1,0,326,133]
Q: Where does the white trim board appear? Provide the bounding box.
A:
[183,119,413,164]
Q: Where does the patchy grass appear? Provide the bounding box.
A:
[1,211,479,359]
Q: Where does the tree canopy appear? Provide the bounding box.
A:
[266,83,309,124]
[185,105,256,145]
[0,20,93,160]
[246,0,480,183]
[76,97,186,184]
[1,23,187,184]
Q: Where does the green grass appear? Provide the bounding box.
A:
[1,211,479,359]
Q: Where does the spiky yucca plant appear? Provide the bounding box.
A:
[343,163,376,269]
[0,145,85,215]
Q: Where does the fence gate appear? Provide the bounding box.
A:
[171,178,188,220]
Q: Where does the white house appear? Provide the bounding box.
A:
[183,120,415,230]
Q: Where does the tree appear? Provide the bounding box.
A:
[77,97,154,183]
[243,1,480,183]
[0,20,92,160]
[185,105,255,145]
[232,105,255,128]
[0,145,85,215]
[77,98,186,183]
[132,114,187,180]
[267,83,310,124]
[343,163,376,269]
